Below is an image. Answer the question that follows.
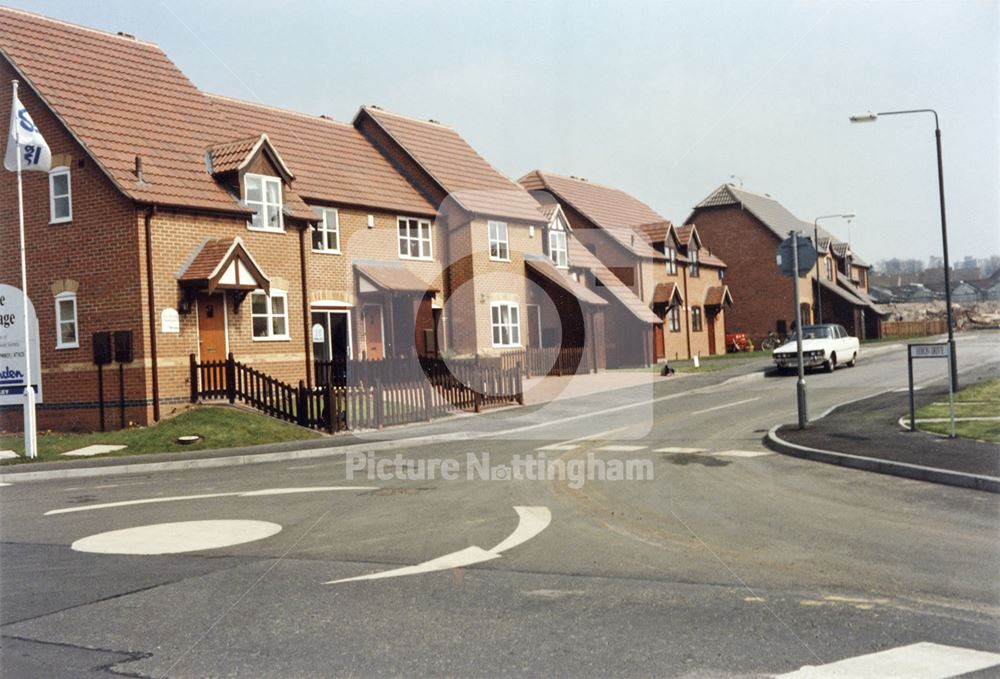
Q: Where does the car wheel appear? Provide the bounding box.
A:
[825,353,837,373]
[847,352,857,367]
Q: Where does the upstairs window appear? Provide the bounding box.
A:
[490,302,521,347]
[312,207,340,253]
[667,305,680,332]
[825,258,833,281]
[49,166,72,224]
[691,306,703,331]
[718,269,725,280]
[398,217,432,260]
[251,289,288,340]
[689,249,700,277]
[666,247,677,275]
[245,174,283,232]
[548,229,568,268]
[54,291,78,349]
[488,220,510,261]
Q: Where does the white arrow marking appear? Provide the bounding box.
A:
[326,506,550,584]
[45,487,376,515]
[776,641,1000,678]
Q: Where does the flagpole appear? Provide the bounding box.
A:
[12,79,37,460]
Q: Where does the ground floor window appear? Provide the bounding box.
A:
[55,291,78,349]
[251,289,288,339]
[691,306,703,332]
[491,302,521,347]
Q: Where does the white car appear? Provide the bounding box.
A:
[772,324,859,374]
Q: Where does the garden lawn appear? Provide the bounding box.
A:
[915,377,1000,443]
[0,405,322,464]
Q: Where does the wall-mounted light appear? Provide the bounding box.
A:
[367,214,375,229]
[529,225,535,238]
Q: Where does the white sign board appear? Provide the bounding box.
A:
[312,323,325,344]
[910,343,949,358]
[0,284,43,404]
[161,307,180,334]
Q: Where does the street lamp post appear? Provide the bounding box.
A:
[813,213,856,324]
[849,109,957,387]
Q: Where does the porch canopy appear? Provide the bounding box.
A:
[178,236,270,295]
[525,256,607,307]
[355,261,439,295]
[652,281,684,306]
[704,285,734,307]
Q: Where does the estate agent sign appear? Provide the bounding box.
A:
[0,284,42,404]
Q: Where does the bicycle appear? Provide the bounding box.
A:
[760,332,783,351]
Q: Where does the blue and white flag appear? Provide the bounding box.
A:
[4,89,51,172]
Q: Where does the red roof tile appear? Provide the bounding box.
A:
[210,96,435,216]
[0,7,243,213]
[178,237,270,293]
[525,256,607,307]
[704,285,733,307]
[360,107,544,223]
[519,171,666,260]
[652,282,683,305]
[355,262,439,293]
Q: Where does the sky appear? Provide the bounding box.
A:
[8,0,999,266]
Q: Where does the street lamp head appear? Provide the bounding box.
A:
[843,212,856,220]
[850,112,878,123]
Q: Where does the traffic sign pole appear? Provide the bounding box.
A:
[792,232,807,429]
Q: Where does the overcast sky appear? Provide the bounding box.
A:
[10,0,999,265]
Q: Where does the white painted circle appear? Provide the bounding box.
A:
[71,520,282,555]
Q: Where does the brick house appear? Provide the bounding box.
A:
[0,8,609,431]
[687,184,884,343]
[519,171,731,363]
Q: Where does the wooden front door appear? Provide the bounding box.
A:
[197,293,227,361]
[653,314,665,361]
[362,304,384,360]
[707,310,717,355]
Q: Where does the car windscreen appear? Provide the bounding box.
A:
[788,326,831,341]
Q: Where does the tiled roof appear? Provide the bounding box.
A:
[209,96,435,216]
[0,7,243,213]
[519,171,665,260]
[209,136,262,175]
[704,285,733,307]
[696,248,727,268]
[178,239,235,282]
[525,256,607,307]
[675,224,697,247]
[355,261,439,293]
[831,241,850,258]
[652,282,683,305]
[359,107,544,223]
[177,236,270,293]
[536,203,560,222]
[637,221,673,245]
[692,184,812,241]
[567,239,661,325]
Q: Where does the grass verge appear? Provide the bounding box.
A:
[0,405,322,464]
[915,377,1000,443]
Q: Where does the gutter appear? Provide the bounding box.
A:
[299,225,312,388]
[143,205,160,421]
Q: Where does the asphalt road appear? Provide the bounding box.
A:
[1,333,998,678]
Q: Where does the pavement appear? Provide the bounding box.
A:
[768,360,1000,492]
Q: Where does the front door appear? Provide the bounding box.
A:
[707,310,717,355]
[197,293,227,362]
[362,304,384,360]
[653,310,665,361]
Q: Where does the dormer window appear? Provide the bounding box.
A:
[689,249,700,277]
[825,258,833,281]
[245,174,283,232]
[666,246,677,275]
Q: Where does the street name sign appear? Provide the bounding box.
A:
[910,343,949,358]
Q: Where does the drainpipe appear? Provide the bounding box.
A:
[682,262,692,360]
[299,225,312,388]
[143,205,160,421]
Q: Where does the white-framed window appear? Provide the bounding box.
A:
[312,207,340,253]
[825,258,833,281]
[548,229,568,268]
[691,306,703,332]
[49,166,72,224]
[488,220,510,261]
[251,289,289,340]
[665,247,677,275]
[245,174,283,232]
[667,305,680,332]
[54,291,78,349]
[398,216,433,260]
[490,302,521,347]
[689,249,700,277]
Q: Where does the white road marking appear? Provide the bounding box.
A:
[594,445,647,452]
[71,520,282,555]
[490,506,552,554]
[691,397,759,415]
[327,506,551,585]
[45,486,376,515]
[711,450,772,458]
[535,425,630,450]
[654,447,707,454]
[776,641,1000,678]
[0,482,11,487]
[61,444,127,457]
[535,444,579,451]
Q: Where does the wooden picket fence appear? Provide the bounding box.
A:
[499,346,588,377]
[190,353,523,434]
